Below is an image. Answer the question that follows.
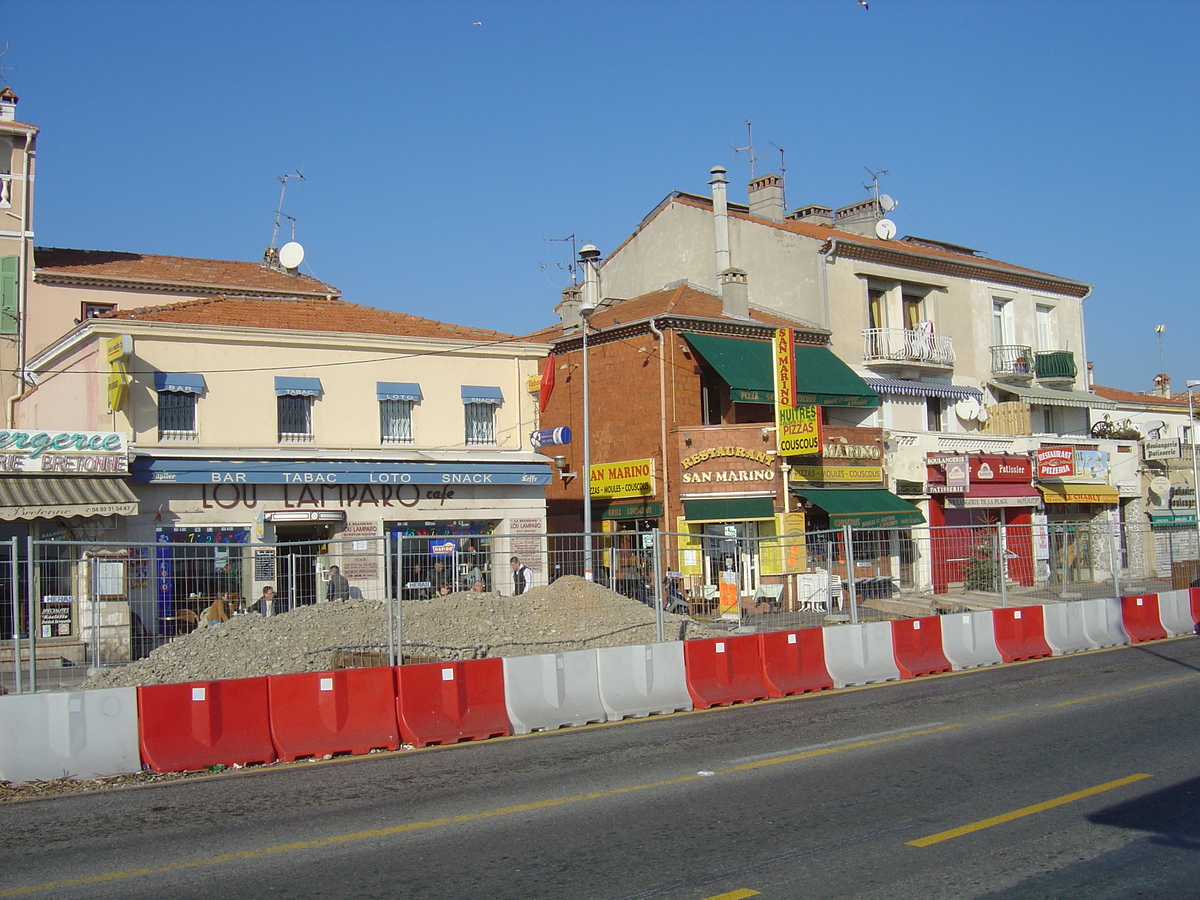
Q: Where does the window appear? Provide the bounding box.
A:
[380,399,414,443]
[926,396,944,432]
[278,395,313,441]
[992,298,1013,345]
[462,385,503,444]
[158,392,196,438]
[902,293,923,330]
[82,302,116,320]
[1036,303,1055,351]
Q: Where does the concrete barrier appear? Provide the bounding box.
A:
[1155,589,1196,637]
[0,687,140,783]
[683,635,771,709]
[993,606,1053,662]
[503,649,606,734]
[939,611,1002,670]
[1121,594,1168,643]
[758,629,834,697]
[395,658,511,748]
[595,643,691,720]
[821,621,901,689]
[1043,601,1092,655]
[891,616,953,678]
[1080,596,1129,648]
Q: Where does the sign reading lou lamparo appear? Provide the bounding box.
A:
[0,430,128,474]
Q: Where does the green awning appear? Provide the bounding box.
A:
[681,333,774,404]
[1148,511,1196,527]
[795,488,923,528]
[683,496,775,522]
[793,346,880,407]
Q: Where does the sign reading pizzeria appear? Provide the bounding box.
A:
[1036,447,1075,478]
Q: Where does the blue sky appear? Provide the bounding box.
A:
[5,0,1197,393]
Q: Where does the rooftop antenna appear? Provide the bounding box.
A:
[769,140,787,209]
[0,43,14,85]
[543,233,583,285]
[265,170,305,271]
[862,167,889,207]
[270,170,304,251]
[1155,324,1166,376]
[732,121,788,200]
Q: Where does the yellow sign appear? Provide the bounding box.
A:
[790,465,882,483]
[106,335,131,363]
[590,458,656,499]
[778,405,821,455]
[774,328,795,409]
[526,374,542,394]
[107,359,129,412]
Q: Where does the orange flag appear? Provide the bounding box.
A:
[538,354,556,413]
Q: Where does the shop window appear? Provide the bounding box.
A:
[278,394,314,442]
[380,398,414,444]
[158,391,197,439]
[465,402,496,444]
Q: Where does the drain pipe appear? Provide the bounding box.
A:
[648,317,670,522]
[820,239,839,332]
[6,129,36,429]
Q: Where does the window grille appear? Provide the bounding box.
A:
[380,398,414,444]
[158,391,196,439]
[278,394,313,441]
[464,401,496,444]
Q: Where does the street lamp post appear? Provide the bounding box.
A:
[579,245,602,581]
[1188,380,1200,560]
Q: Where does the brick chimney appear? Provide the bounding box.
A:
[748,173,784,222]
[1154,373,1171,398]
[556,284,583,331]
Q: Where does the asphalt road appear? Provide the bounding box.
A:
[4,637,1200,900]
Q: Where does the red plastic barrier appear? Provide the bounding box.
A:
[758,629,833,697]
[891,616,953,678]
[268,667,400,762]
[138,677,275,773]
[1121,594,1169,643]
[394,658,511,748]
[1188,587,1200,627]
[992,606,1053,662]
[683,635,770,709]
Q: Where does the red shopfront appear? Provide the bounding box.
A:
[926,453,1037,592]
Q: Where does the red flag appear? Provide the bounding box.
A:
[538,353,556,413]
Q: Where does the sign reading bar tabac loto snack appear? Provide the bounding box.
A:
[589,458,656,499]
[0,430,128,474]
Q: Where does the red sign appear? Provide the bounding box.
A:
[1036,448,1075,479]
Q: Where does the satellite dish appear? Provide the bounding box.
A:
[879,193,897,212]
[955,398,979,421]
[875,218,897,240]
[278,241,305,270]
[976,406,989,422]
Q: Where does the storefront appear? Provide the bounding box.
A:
[1035,448,1121,586]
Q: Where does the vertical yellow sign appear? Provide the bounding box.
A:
[774,328,795,409]
[778,404,822,455]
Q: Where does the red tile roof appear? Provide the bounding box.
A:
[101,295,522,343]
[34,247,339,297]
[1091,384,1190,408]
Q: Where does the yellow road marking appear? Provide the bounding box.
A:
[906,773,1153,847]
[702,891,760,900]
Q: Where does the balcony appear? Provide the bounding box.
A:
[862,327,954,375]
[991,345,1034,382]
[1034,350,1077,384]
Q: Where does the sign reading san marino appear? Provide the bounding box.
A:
[0,430,128,474]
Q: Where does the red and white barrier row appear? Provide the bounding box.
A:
[2,589,1197,783]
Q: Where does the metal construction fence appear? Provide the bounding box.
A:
[2,519,1196,694]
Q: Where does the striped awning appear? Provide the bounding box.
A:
[990,383,1116,410]
[863,378,983,400]
[0,477,138,520]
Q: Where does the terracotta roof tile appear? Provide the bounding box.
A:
[101,295,520,343]
[34,247,339,297]
[1091,384,1190,408]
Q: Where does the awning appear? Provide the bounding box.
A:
[1148,511,1197,527]
[153,372,206,394]
[795,488,924,527]
[461,385,503,404]
[0,477,138,520]
[681,333,774,404]
[947,483,1041,508]
[793,346,881,408]
[863,378,982,400]
[683,496,775,522]
[377,382,422,402]
[1037,483,1120,504]
[990,383,1116,410]
[275,377,323,397]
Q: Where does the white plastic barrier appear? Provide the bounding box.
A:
[1080,596,1130,649]
[939,611,1003,670]
[1043,601,1092,655]
[0,687,140,784]
[594,642,691,720]
[821,621,900,689]
[1156,589,1196,637]
[503,649,607,734]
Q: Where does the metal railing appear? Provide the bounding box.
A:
[862,327,955,366]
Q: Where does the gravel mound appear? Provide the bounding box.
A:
[86,576,717,689]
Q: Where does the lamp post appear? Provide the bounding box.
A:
[578,245,602,581]
[1188,380,1200,559]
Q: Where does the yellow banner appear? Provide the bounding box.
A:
[774,328,795,409]
[107,360,129,412]
[790,465,882,483]
[590,458,656,499]
[778,405,821,455]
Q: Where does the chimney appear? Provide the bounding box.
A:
[748,173,784,222]
[0,86,17,122]
[719,268,749,319]
[556,284,583,330]
[709,166,731,278]
[579,245,601,319]
[1154,373,1171,398]
[786,204,834,226]
[832,198,884,236]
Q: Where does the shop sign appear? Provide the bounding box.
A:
[597,501,663,520]
[789,465,882,484]
[1144,439,1181,461]
[945,495,1040,508]
[1037,448,1075,478]
[0,430,128,474]
[40,595,73,638]
[777,405,820,455]
[589,458,655,499]
[774,328,795,409]
[681,468,775,485]
[137,458,553,485]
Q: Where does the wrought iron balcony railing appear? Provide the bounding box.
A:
[991,345,1034,377]
[862,327,955,366]
[1035,350,1077,381]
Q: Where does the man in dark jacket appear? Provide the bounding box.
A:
[511,556,533,596]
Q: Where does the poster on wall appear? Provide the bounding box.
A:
[509,518,544,572]
[340,521,380,581]
[40,595,73,638]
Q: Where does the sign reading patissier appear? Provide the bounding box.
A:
[590,458,656,499]
[0,430,129,474]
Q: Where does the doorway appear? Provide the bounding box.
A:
[274,525,332,611]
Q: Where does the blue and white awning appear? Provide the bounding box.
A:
[863,378,983,400]
[461,385,503,405]
[153,372,206,394]
[275,377,323,397]
[377,382,422,402]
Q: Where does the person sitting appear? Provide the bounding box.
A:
[470,580,485,592]
[436,582,452,597]
[199,597,231,627]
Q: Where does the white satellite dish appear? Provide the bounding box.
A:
[875,218,897,240]
[278,241,305,270]
[955,398,979,421]
[976,406,989,422]
[879,193,897,212]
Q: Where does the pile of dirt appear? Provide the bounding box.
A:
[86,576,718,689]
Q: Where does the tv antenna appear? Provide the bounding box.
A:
[862,167,896,211]
[1155,324,1166,375]
[542,233,584,285]
[269,170,305,252]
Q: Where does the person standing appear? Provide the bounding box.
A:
[510,556,533,596]
[326,565,351,601]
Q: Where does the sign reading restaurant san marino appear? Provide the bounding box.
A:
[0,430,128,474]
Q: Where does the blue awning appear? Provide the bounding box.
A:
[863,378,982,400]
[153,372,206,394]
[275,376,323,397]
[461,385,503,405]
[377,382,422,402]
